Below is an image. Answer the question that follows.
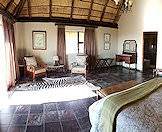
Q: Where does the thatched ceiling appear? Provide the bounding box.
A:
[0,0,123,28]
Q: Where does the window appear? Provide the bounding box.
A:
[78,32,84,54]
[66,31,84,54]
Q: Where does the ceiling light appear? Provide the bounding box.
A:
[114,0,134,13]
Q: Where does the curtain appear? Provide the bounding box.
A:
[2,16,19,90]
[84,27,96,56]
[57,25,66,65]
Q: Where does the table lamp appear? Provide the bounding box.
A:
[53,56,59,65]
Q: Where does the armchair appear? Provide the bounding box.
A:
[71,55,87,76]
[24,56,47,80]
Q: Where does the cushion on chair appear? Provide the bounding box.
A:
[72,65,86,68]
[76,55,87,66]
[24,56,37,67]
[70,55,87,74]
[71,62,78,67]
[71,67,86,74]
[35,67,46,74]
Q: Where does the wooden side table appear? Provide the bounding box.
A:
[47,65,65,76]
[19,64,26,78]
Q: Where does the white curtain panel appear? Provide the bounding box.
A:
[65,31,78,69]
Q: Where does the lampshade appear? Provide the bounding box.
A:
[53,56,59,61]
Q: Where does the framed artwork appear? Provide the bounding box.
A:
[104,42,111,50]
[32,31,47,50]
[104,33,111,42]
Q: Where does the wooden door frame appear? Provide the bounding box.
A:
[142,31,158,71]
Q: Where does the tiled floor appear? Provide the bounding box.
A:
[0,66,153,132]
[86,66,153,88]
[0,97,96,132]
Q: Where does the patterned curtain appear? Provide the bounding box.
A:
[57,25,66,65]
[84,27,96,56]
[2,16,19,90]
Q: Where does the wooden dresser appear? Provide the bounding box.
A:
[116,53,136,64]
[116,40,137,70]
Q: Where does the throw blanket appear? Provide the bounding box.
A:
[97,77,162,132]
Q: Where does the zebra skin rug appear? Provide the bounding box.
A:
[15,75,100,91]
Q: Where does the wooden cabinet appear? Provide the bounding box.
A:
[19,64,25,78]
[116,53,137,70]
[116,54,136,64]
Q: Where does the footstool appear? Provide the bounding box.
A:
[96,80,139,99]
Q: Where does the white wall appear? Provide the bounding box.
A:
[14,23,118,65]
[96,27,118,59]
[14,22,58,64]
[118,0,162,71]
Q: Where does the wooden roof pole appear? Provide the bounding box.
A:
[87,0,94,21]
[5,0,14,11]
[49,0,52,18]
[70,0,75,20]
[0,6,15,22]
[13,0,26,17]
[100,0,110,22]
[27,0,31,18]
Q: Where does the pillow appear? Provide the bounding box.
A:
[76,55,87,66]
[24,56,37,67]
[72,62,78,67]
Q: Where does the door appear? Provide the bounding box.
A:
[143,32,157,72]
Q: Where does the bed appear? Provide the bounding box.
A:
[89,78,162,132]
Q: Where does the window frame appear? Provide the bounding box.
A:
[77,32,85,55]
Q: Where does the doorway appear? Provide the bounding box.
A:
[143,32,157,72]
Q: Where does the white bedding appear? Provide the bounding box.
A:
[89,97,106,132]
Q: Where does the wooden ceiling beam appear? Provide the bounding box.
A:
[13,0,23,16]
[70,0,75,20]
[13,0,26,17]
[100,0,110,22]
[5,0,14,11]
[113,0,124,23]
[27,0,31,18]
[87,0,94,21]
[49,0,52,18]
[17,17,118,28]
[0,7,16,23]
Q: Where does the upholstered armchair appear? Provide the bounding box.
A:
[71,55,87,76]
[24,56,47,80]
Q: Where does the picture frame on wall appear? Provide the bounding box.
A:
[104,33,111,42]
[32,31,47,50]
[104,42,111,50]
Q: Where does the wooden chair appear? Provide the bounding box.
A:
[24,56,47,80]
